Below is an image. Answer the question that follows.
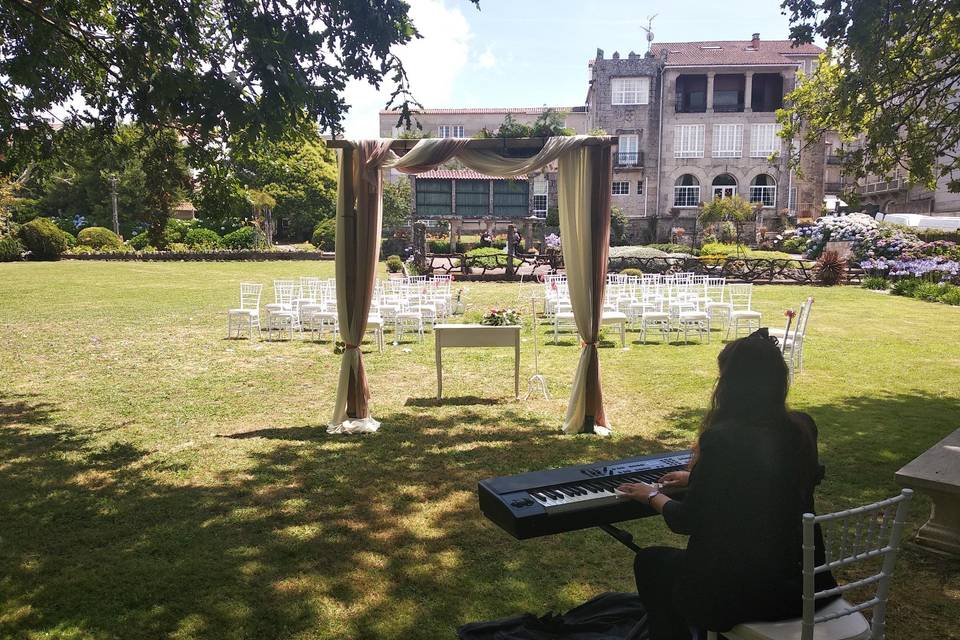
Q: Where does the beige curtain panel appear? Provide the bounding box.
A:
[328,140,394,434]
[329,136,612,435]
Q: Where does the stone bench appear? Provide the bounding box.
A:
[895,428,960,556]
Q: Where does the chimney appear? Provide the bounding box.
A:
[751,33,760,49]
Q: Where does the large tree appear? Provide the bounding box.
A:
[0,0,458,166]
[780,0,960,192]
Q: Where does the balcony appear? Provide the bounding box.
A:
[826,155,843,165]
[713,103,744,113]
[861,177,907,195]
[615,151,644,167]
[824,182,849,193]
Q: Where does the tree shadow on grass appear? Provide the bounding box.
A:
[3,390,957,639]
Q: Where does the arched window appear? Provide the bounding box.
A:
[749,174,777,207]
[711,173,738,199]
[673,174,700,207]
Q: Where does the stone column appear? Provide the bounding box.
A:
[706,72,715,113]
[523,218,535,252]
[413,221,427,273]
[744,72,754,112]
[506,223,516,277]
[449,217,461,253]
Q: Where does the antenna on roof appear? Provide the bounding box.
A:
[640,14,657,53]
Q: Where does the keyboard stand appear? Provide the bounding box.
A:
[598,524,641,553]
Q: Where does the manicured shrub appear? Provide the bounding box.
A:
[310,218,336,251]
[18,217,68,260]
[780,236,808,254]
[184,227,222,249]
[163,218,196,246]
[815,250,847,286]
[78,226,124,250]
[128,231,150,250]
[913,282,947,302]
[386,255,404,273]
[890,277,921,297]
[0,235,24,261]
[861,276,889,291]
[65,244,97,255]
[619,268,643,277]
[222,226,263,250]
[700,242,739,256]
[428,239,451,253]
[940,286,960,306]
[61,230,77,248]
[465,247,520,269]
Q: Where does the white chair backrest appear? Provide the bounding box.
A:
[728,283,753,310]
[802,489,913,640]
[705,277,726,303]
[273,279,296,305]
[797,296,814,338]
[299,277,320,302]
[239,283,262,310]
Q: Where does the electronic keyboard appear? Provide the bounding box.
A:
[478,451,692,540]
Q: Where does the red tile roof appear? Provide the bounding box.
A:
[414,169,527,181]
[650,40,822,67]
[379,107,580,115]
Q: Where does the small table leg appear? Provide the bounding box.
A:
[435,337,442,401]
[514,337,520,399]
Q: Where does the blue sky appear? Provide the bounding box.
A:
[342,0,806,137]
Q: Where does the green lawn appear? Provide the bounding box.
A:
[1,261,958,640]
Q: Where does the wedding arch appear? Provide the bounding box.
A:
[326,135,616,436]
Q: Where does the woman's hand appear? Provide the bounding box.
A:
[659,470,690,489]
[616,482,658,503]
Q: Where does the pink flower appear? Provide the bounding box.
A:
[784,309,796,319]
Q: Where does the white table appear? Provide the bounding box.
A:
[896,428,960,556]
[434,324,520,401]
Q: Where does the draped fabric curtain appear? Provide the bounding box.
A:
[557,146,613,435]
[328,136,612,435]
[328,140,394,434]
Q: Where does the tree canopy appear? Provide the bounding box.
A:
[780,0,960,191]
[0,0,471,166]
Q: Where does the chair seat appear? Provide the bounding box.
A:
[555,312,575,321]
[678,311,709,320]
[228,308,258,317]
[731,309,762,319]
[601,312,627,323]
[727,598,870,640]
[642,312,670,320]
[265,303,291,312]
[367,315,384,328]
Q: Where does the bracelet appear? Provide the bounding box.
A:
[646,488,660,505]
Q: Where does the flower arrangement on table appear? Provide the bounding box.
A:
[480,307,521,326]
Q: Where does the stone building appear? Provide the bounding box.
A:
[378,34,829,240]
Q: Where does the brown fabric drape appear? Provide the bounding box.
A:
[329,140,394,432]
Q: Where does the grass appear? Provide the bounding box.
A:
[1,261,959,640]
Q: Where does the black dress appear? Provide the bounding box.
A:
[634,411,838,640]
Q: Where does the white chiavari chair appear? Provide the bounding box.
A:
[708,489,913,640]
[726,283,762,340]
[227,282,262,339]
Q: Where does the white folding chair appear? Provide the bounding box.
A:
[227,283,262,339]
[726,284,762,340]
[771,297,814,376]
[708,489,913,640]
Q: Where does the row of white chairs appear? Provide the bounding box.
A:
[226,275,456,348]
[544,274,763,345]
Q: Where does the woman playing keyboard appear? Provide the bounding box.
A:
[617,329,837,640]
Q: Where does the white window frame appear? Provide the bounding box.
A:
[438,124,463,138]
[452,125,464,138]
[612,77,650,105]
[618,134,639,165]
[750,123,782,158]
[612,180,630,196]
[674,185,700,208]
[749,185,777,207]
[674,124,704,158]
[712,124,743,158]
[532,178,548,217]
[636,180,644,195]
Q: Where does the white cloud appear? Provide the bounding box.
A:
[340,0,472,138]
[477,46,497,69]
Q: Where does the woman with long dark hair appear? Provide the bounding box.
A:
[617,329,837,640]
